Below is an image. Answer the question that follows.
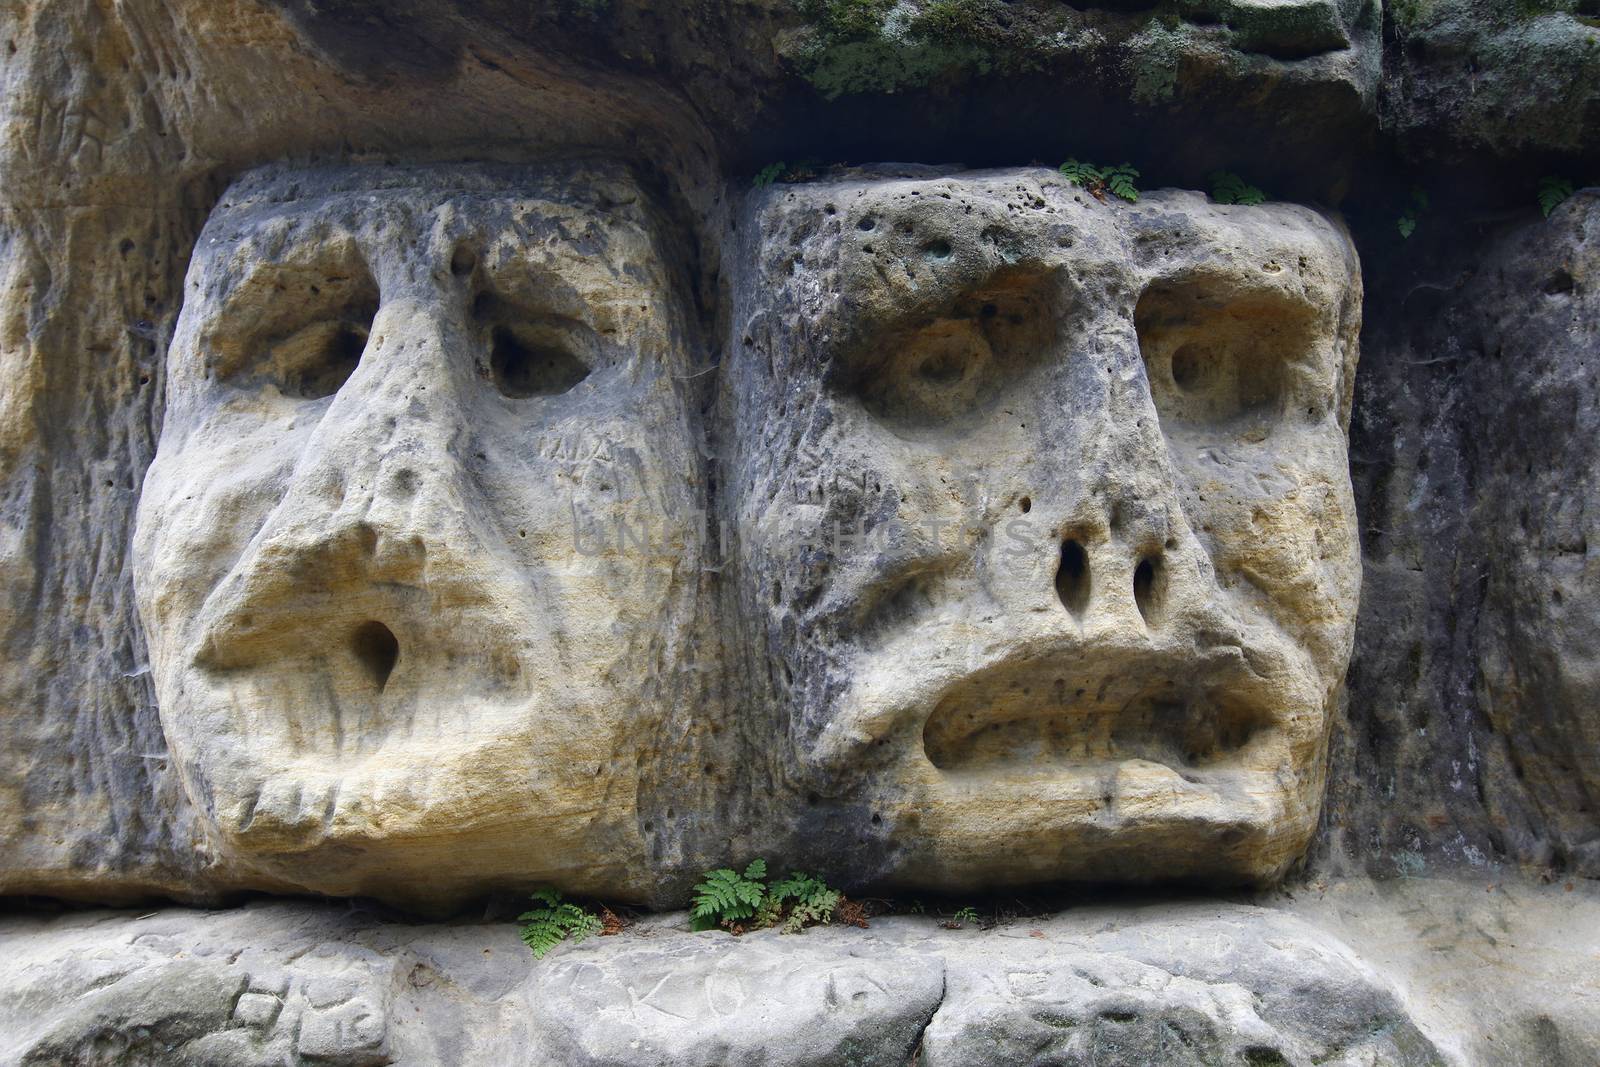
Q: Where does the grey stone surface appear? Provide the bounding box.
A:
[24,883,1577,1066]
[1322,190,1600,883]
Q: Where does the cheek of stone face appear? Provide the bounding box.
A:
[1134,280,1361,652]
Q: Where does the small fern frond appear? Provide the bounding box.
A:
[690,862,769,929]
[782,888,841,933]
[769,872,826,903]
[1104,164,1140,203]
[691,869,742,918]
[1539,176,1575,218]
[1058,159,1101,187]
[1210,170,1265,206]
[754,162,788,189]
[518,888,602,959]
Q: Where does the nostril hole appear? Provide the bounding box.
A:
[351,621,399,692]
[1055,539,1090,616]
[1134,556,1164,627]
[450,243,477,277]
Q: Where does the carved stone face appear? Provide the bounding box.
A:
[726,169,1362,889]
[134,164,701,904]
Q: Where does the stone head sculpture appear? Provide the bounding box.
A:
[726,168,1362,890]
[133,163,702,905]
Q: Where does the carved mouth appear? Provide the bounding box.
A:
[919,649,1278,775]
[181,569,532,767]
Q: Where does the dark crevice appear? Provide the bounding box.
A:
[352,621,400,692]
[1056,539,1090,617]
[1133,555,1164,627]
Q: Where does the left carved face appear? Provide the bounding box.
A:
[133,164,701,903]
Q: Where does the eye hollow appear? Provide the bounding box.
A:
[206,252,380,402]
[280,316,373,399]
[842,269,1061,432]
[489,324,590,399]
[1135,281,1306,437]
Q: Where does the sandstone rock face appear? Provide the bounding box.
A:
[0,0,1598,1061]
[725,169,1362,890]
[1386,1,1600,161]
[1469,193,1600,875]
[132,163,706,907]
[0,0,1593,910]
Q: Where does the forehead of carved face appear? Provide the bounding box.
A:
[133,164,702,904]
[727,169,1361,890]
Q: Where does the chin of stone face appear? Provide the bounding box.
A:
[131,162,705,906]
[724,168,1363,891]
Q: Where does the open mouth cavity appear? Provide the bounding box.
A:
[921,656,1274,774]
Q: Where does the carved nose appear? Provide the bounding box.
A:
[1053,533,1172,629]
[1041,439,1191,634]
[253,303,482,570]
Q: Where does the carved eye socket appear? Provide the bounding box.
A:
[843,273,1058,430]
[272,311,376,399]
[1136,283,1304,438]
[474,294,593,399]
[205,260,380,401]
[489,324,590,398]
[860,319,993,424]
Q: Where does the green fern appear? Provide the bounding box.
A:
[1539,176,1576,218]
[1397,187,1430,240]
[754,162,788,189]
[768,871,840,933]
[1210,170,1266,206]
[518,888,603,959]
[952,905,980,927]
[1058,159,1140,203]
[689,862,849,934]
[690,859,769,931]
[767,871,826,903]
[1058,158,1101,187]
[1102,164,1140,203]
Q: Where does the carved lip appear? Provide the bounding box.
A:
[810,627,1298,778]
[918,646,1279,775]
[194,579,432,674]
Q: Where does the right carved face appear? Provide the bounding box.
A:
[133,164,701,903]
[725,170,1363,889]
